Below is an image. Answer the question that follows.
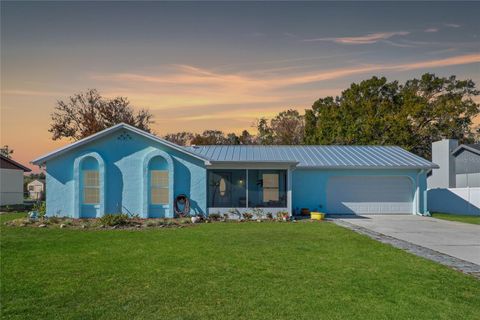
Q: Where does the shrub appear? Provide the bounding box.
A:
[128,213,140,219]
[179,218,191,224]
[208,213,221,221]
[266,212,273,220]
[33,201,46,218]
[227,208,241,220]
[242,212,253,221]
[48,216,60,224]
[252,208,265,220]
[276,211,289,221]
[165,219,177,226]
[100,213,129,226]
[145,220,157,227]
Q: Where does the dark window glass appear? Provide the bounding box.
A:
[208,170,247,208]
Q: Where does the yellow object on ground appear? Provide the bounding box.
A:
[310,212,325,220]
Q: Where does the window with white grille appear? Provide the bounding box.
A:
[151,170,169,204]
[83,170,100,204]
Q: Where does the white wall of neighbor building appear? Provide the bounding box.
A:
[427,187,480,215]
[0,168,25,205]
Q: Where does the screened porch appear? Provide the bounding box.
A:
[207,169,290,214]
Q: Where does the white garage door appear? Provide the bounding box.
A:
[326,176,413,215]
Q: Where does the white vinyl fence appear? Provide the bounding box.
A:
[427,187,480,215]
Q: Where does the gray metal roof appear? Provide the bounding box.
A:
[452,143,480,156]
[185,145,438,169]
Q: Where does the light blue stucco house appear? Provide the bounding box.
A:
[32,123,438,218]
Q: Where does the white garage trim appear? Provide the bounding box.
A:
[326,176,414,215]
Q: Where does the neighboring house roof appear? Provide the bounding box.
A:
[31,123,211,166]
[0,154,32,172]
[185,145,438,169]
[452,143,480,156]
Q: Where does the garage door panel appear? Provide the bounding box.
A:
[327,176,413,215]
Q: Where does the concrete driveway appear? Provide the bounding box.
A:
[337,215,480,265]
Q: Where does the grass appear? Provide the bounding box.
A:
[1,212,479,319]
[431,212,480,225]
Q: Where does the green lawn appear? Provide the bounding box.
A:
[1,213,479,319]
[431,212,480,225]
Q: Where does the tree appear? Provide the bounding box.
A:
[474,124,480,143]
[270,109,305,145]
[400,74,479,158]
[305,77,409,145]
[163,132,195,146]
[28,172,46,180]
[49,89,154,141]
[238,130,257,145]
[255,109,305,145]
[191,130,228,145]
[304,74,480,159]
[226,133,240,145]
[256,118,274,145]
[163,129,257,146]
[0,145,14,158]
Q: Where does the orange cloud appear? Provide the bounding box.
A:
[393,54,480,70]
[94,54,480,96]
[303,31,410,44]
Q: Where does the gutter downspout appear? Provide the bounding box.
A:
[416,169,429,216]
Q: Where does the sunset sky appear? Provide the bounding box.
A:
[1,1,480,171]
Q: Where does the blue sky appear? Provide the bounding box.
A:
[1,1,479,167]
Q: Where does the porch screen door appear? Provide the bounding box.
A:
[212,172,232,207]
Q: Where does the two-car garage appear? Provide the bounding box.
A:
[326,176,415,215]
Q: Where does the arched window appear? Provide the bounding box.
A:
[81,157,100,205]
[74,152,105,219]
[149,156,169,205]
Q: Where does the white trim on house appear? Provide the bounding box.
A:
[287,167,293,215]
[207,162,298,170]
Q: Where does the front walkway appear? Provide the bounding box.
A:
[332,215,480,278]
